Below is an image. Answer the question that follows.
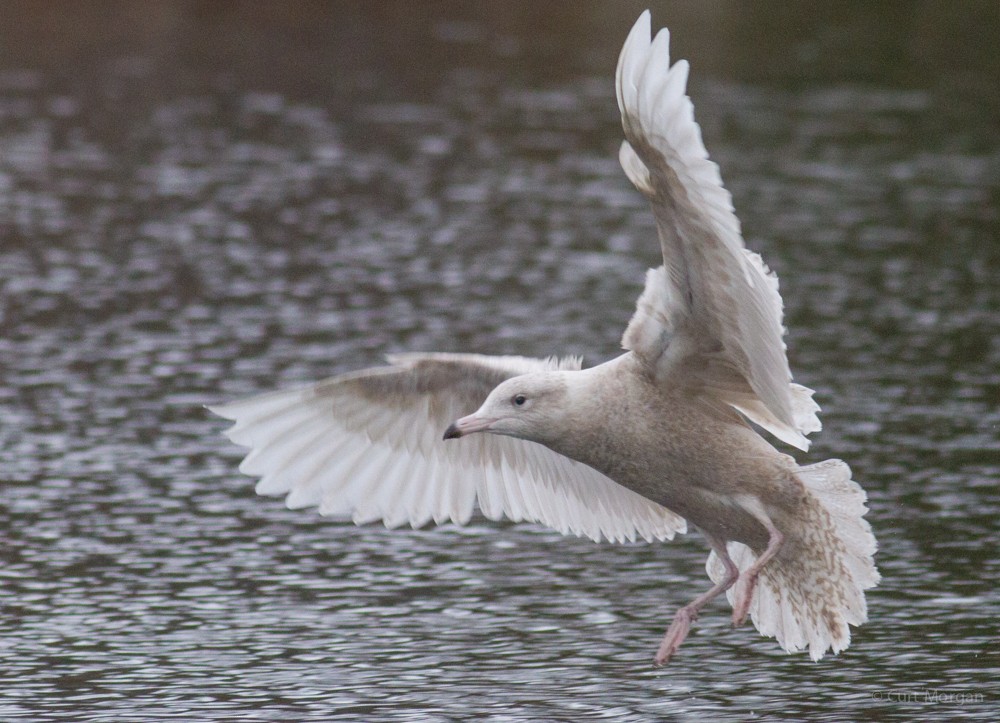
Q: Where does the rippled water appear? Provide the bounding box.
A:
[2,2,998,721]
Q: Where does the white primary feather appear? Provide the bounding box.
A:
[616,10,819,444]
[210,353,686,544]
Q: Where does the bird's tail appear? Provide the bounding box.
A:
[706,460,879,660]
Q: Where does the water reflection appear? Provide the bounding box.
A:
[1,2,997,720]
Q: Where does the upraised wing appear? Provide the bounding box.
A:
[209,353,686,543]
[616,11,820,450]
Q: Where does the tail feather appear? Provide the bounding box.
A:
[707,460,879,660]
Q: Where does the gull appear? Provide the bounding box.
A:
[210,11,879,664]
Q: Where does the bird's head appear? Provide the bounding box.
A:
[443,373,570,444]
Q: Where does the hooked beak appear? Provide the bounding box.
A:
[443,414,496,440]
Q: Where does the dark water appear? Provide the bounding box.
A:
[2,1,998,720]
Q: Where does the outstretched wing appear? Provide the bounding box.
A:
[209,352,686,544]
[616,11,820,450]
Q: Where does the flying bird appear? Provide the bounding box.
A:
[210,11,879,664]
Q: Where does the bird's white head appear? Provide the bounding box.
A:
[443,372,570,443]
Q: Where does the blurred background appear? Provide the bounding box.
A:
[1,1,997,720]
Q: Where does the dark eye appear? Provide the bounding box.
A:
[513,394,527,407]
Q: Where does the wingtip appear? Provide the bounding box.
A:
[633,9,652,35]
[624,11,652,60]
[617,11,654,111]
[205,402,235,420]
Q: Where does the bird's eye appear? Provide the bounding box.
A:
[513,394,527,407]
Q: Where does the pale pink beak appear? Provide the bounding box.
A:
[443,414,496,439]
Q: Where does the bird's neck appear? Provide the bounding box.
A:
[532,357,635,475]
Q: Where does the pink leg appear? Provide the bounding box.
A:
[654,535,739,666]
[731,512,784,627]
